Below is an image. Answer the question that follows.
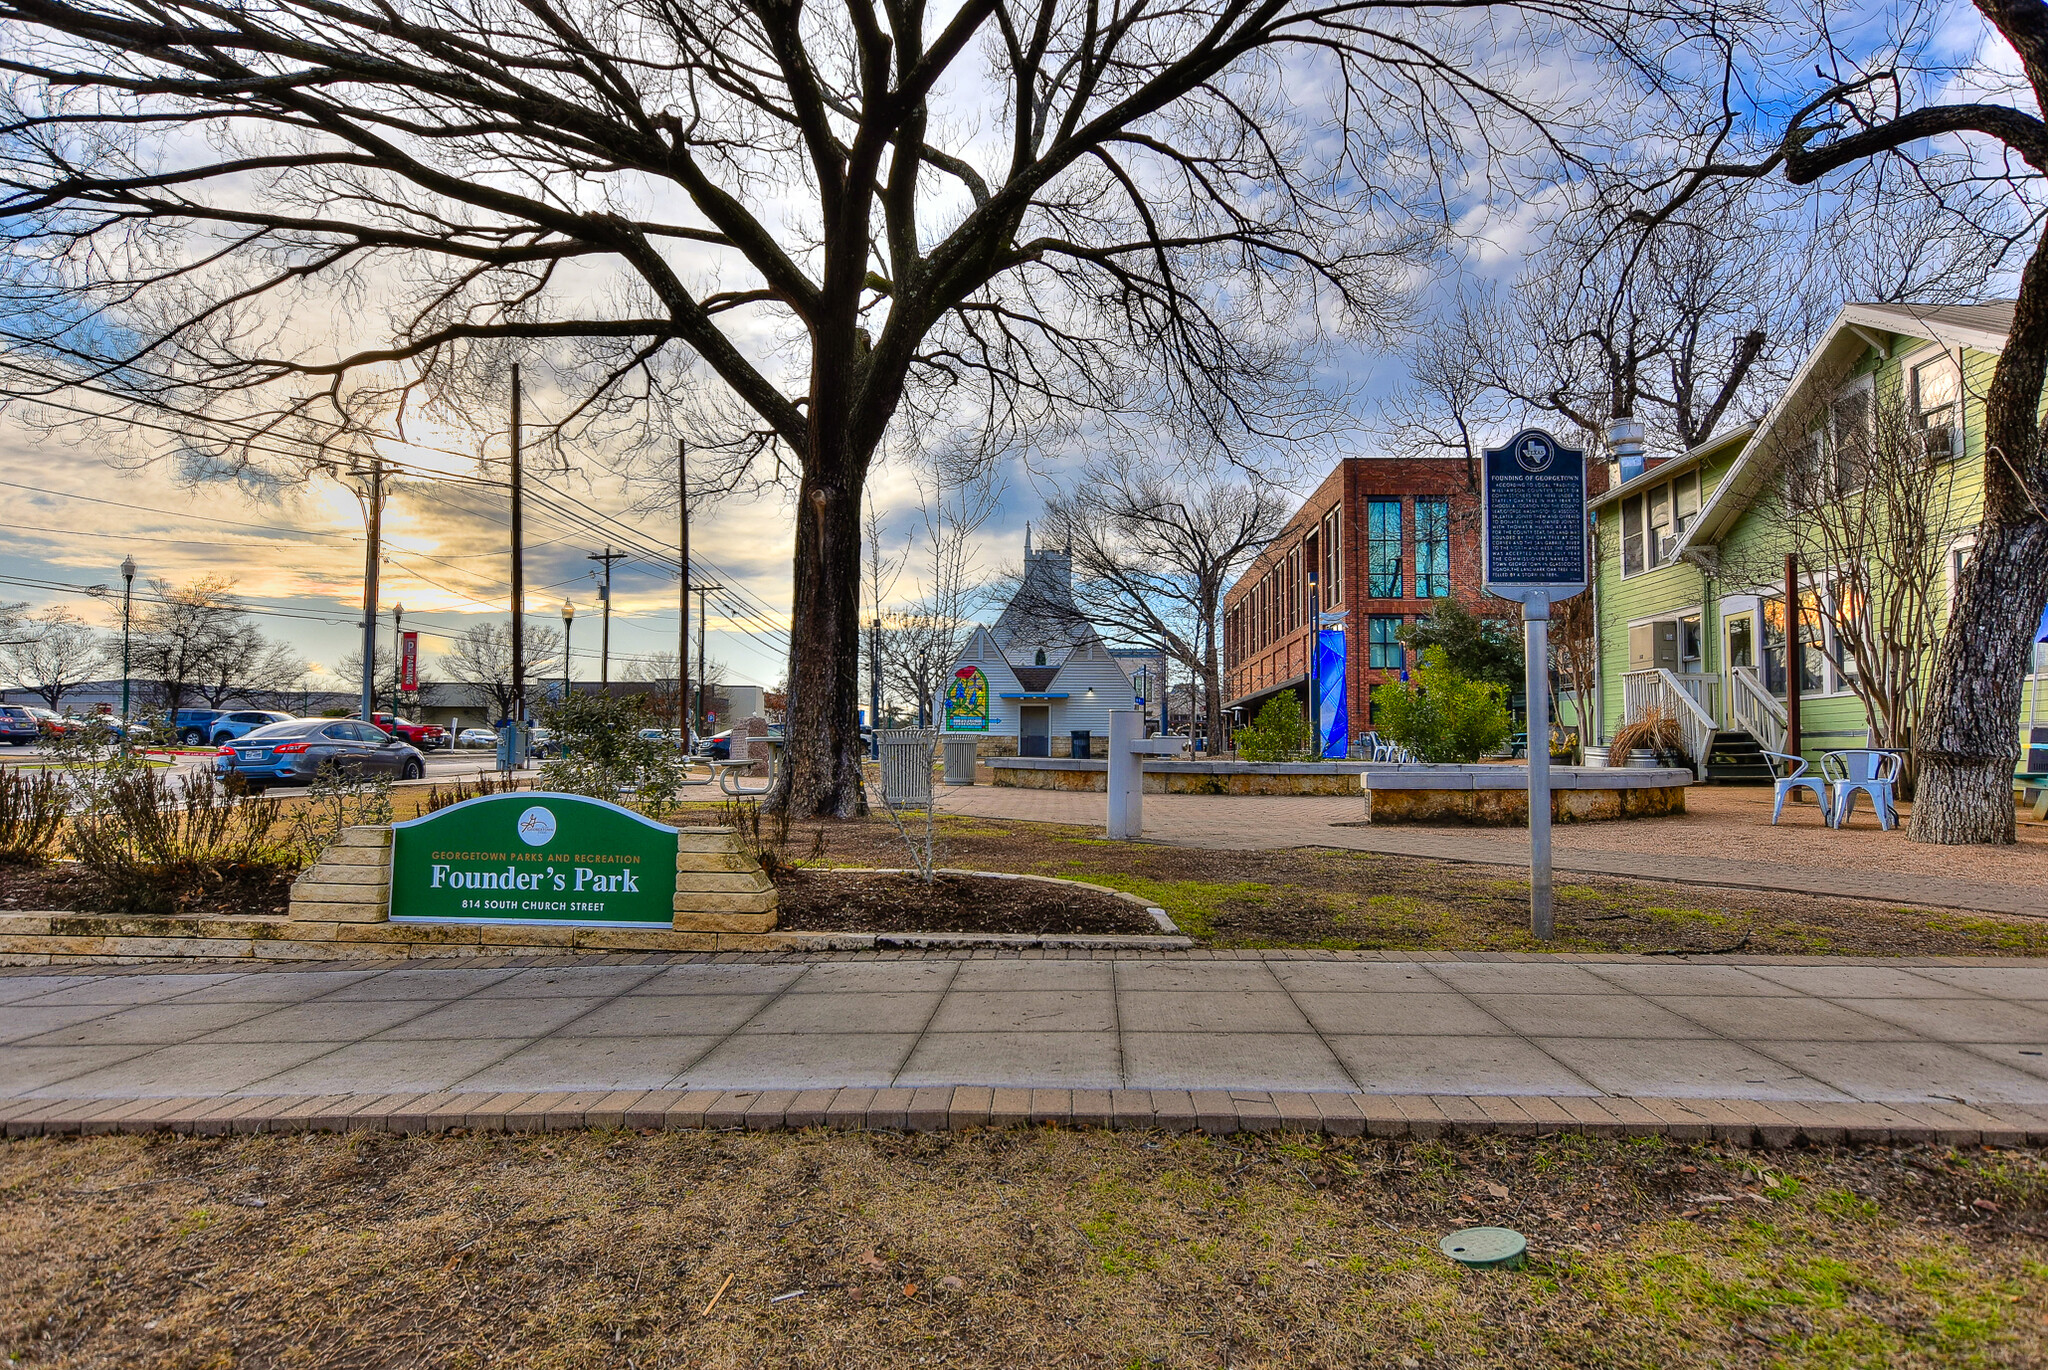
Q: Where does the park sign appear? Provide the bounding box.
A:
[390,792,678,927]
[1482,428,1587,602]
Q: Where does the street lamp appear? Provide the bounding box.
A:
[119,555,136,725]
[561,599,575,701]
[916,648,930,727]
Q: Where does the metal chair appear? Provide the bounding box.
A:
[1761,750,1833,826]
[1822,749,1903,830]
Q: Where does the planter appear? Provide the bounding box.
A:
[1582,745,1610,768]
[1626,749,1660,768]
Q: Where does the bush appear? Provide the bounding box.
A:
[537,692,687,815]
[64,767,299,915]
[0,769,65,864]
[1369,647,1513,763]
[1398,597,1523,690]
[1235,693,1311,762]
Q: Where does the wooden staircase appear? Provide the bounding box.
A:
[1705,729,1776,785]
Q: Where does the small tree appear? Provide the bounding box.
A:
[442,622,564,721]
[536,693,686,816]
[1234,694,1312,762]
[0,608,104,711]
[1370,648,1513,763]
[1398,598,1524,692]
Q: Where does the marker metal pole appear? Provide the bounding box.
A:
[1523,591,1552,941]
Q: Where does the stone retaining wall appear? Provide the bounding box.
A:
[1361,766,1691,825]
[992,758,1367,795]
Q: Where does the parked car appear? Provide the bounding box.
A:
[457,727,499,748]
[696,725,781,761]
[173,708,227,746]
[214,718,425,792]
[0,706,39,746]
[207,709,295,745]
[530,727,553,759]
[637,727,697,748]
[354,712,448,749]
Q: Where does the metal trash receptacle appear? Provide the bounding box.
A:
[942,736,979,785]
[1070,730,1091,760]
[879,728,937,807]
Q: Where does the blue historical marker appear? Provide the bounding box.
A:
[1482,429,1587,596]
[1480,428,1588,945]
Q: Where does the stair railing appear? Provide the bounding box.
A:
[1621,668,1718,780]
[1728,665,1788,753]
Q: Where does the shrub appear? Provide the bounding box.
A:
[1398,597,1523,690]
[1368,647,1513,763]
[1235,693,1311,762]
[422,771,521,815]
[285,765,395,858]
[0,769,66,864]
[537,691,687,815]
[64,767,298,915]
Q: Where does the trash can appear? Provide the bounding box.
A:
[942,736,979,785]
[1070,730,1091,760]
[879,728,937,808]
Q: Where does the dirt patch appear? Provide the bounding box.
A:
[772,869,1157,935]
[1,1130,2041,1368]
[678,806,2048,957]
[0,860,294,919]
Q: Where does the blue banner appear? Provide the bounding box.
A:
[1316,628,1348,759]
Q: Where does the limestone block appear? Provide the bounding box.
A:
[675,850,753,872]
[472,923,583,949]
[573,926,719,951]
[1556,789,1622,823]
[671,909,780,933]
[253,939,407,959]
[674,827,738,851]
[289,900,391,924]
[320,845,392,868]
[299,862,389,887]
[674,869,774,895]
[338,825,393,848]
[332,921,482,946]
[671,884,779,912]
[0,914,53,935]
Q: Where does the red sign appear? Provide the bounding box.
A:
[399,631,419,692]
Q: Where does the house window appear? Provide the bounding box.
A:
[1620,495,1645,577]
[1913,354,1960,460]
[1325,507,1343,604]
[1368,615,1404,669]
[1648,483,1674,565]
[1414,498,1449,599]
[1672,471,1701,540]
[1366,499,1403,597]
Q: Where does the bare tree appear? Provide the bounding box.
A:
[129,576,261,714]
[880,448,998,724]
[1639,20,2048,842]
[0,0,1744,815]
[0,608,105,711]
[441,622,564,721]
[1734,372,1965,791]
[1032,455,1291,741]
[195,631,306,710]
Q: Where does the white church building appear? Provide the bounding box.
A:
[939,535,1140,757]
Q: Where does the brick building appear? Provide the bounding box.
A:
[1222,456,1491,747]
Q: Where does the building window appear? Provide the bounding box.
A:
[1913,354,1960,460]
[1366,499,1402,597]
[1414,498,1449,599]
[1621,495,1645,576]
[1368,615,1404,669]
[1323,508,1343,605]
[1619,469,1706,577]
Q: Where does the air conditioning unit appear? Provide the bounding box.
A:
[1628,620,1680,673]
[1921,425,1953,460]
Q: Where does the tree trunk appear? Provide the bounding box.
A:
[1202,620,1223,756]
[1909,241,2048,844]
[767,441,870,819]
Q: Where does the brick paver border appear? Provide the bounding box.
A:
[4,1087,2043,1148]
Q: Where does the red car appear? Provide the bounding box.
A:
[356,712,448,750]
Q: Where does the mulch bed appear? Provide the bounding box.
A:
[0,861,295,919]
[771,869,1157,935]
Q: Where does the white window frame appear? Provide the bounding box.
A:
[1904,343,1963,464]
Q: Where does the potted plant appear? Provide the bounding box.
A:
[1609,708,1682,769]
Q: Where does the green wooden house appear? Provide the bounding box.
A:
[1588,301,2044,780]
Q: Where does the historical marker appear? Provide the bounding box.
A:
[1481,428,1589,943]
[389,792,678,927]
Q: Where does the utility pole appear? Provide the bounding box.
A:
[509,365,525,736]
[690,584,724,736]
[119,555,135,724]
[392,602,404,716]
[358,454,383,726]
[587,545,629,690]
[688,440,696,737]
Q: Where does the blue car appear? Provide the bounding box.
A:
[215,717,425,792]
[206,709,295,745]
[0,705,38,746]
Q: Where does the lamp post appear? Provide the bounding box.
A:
[561,599,575,702]
[1307,568,1320,756]
[917,648,930,727]
[119,555,136,725]
[392,601,404,715]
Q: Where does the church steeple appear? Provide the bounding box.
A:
[1025,522,1032,557]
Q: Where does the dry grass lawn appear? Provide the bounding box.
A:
[2,1129,2044,1368]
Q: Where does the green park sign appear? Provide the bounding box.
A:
[390,792,678,927]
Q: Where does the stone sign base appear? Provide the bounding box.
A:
[1360,766,1691,826]
[284,822,777,935]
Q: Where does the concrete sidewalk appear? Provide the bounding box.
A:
[937,786,2048,917]
[4,953,2045,1114]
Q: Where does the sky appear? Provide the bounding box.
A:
[0,0,2021,701]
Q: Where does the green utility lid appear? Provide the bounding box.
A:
[1439,1226,1527,1269]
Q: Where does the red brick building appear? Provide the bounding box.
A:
[1223,457,1490,746]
